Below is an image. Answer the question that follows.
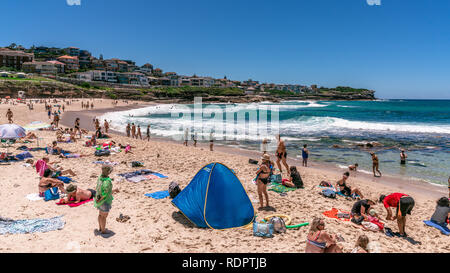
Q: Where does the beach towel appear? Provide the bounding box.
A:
[0,216,65,235]
[93,161,119,166]
[118,169,168,182]
[336,191,361,199]
[127,175,148,183]
[56,198,93,207]
[26,193,44,201]
[15,152,33,161]
[322,208,351,222]
[35,159,48,177]
[423,220,450,235]
[268,182,297,193]
[145,191,170,200]
[56,176,73,184]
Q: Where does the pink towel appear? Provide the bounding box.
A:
[56,198,93,207]
[35,159,48,177]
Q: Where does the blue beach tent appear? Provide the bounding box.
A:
[172,162,255,229]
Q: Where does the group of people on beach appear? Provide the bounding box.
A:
[125,123,150,141]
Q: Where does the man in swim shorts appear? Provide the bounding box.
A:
[400,150,407,165]
[379,193,415,237]
[61,184,96,204]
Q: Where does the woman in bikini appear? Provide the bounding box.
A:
[256,154,271,209]
[336,172,364,198]
[305,218,342,253]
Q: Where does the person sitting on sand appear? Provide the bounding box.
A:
[94,166,114,235]
[351,235,370,253]
[400,150,407,165]
[429,197,450,234]
[50,141,63,155]
[282,166,304,188]
[38,169,66,197]
[349,163,358,171]
[379,193,415,237]
[305,218,343,253]
[124,144,133,154]
[336,172,364,199]
[256,154,271,209]
[351,199,376,224]
[370,152,382,177]
[60,184,96,204]
[35,157,77,177]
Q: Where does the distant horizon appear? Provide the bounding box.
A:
[2,0,450,99]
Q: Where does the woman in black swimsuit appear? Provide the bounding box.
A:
[256,154,271,209]
[74,118,82,138]
[336,172,364,199]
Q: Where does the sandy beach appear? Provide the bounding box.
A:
[0,99,448,253]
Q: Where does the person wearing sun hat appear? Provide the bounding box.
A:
[255,154,271,209]
[94,165,114,234]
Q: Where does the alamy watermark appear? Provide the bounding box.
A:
[366,0,381,6]
[169,97,280,152]
[66,0,81,6]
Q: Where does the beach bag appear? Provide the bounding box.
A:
[270,174,282,183]
[131,161,144,167]
[321,189,336,199]
[253,221,274,238]
[269,217,286,234]
[44,187,60,201]
[95,149,110,157]
[168,181,181,199]
[248,159,258,165]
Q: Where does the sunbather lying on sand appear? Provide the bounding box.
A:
[60,184,96,204]
[39,169,66,197]
[37,157,77,177]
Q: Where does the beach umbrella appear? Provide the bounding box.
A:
[0,124,26,139]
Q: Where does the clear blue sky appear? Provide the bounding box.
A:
[2,0,450,99]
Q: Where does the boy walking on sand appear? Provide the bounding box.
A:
[94,166,114,235]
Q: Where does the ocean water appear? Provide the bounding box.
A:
[100,100,450,186]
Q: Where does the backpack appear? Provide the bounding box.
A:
[94,149,110,157]
[44,187,60,201]
[269,217,286,233]
[321,189,336,199]
[248,159,258,165]
[131,161,144,167]
[168,181,181,199]
[253,222,274,238]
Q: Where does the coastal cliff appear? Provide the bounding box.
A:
[0,79,376,102]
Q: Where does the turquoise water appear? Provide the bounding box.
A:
[101,100,450,186]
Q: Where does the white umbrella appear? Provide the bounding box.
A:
[0,124,26,139]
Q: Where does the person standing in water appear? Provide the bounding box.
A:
[302,144,309,167]
[146,124,150,141]
[275,134,290,175]
[400,150,407,165]
[370,152,382,177]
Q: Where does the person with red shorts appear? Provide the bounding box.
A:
[379,193,415,237]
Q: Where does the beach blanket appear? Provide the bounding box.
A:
[268,182,297,193]
[118,169,168,182]
[145,191,170,200]
[423,220,450,235]
[56,199,93,207]
[318,185,360,199]
[93,161,119,166]
[322,208,351,222]
[0,216,65,235]
[26,193,44,201]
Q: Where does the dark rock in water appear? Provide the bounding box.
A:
[332,144,344,149]
[366,143,374,148]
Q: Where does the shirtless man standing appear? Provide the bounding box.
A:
[131,123,136,139]
[6,108,13,123]
[104,120,110,134]
[137,125,142,140]
[275,134,290,175]
[400,150,407,165]
[371,152,382,177]
[60,184,96,204]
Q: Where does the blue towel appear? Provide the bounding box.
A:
[15,152,33,161]
[145,191,170,200]
[57,176,73,184]
[423,220,450,235]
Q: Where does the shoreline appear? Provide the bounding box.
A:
[60,103,448,200]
